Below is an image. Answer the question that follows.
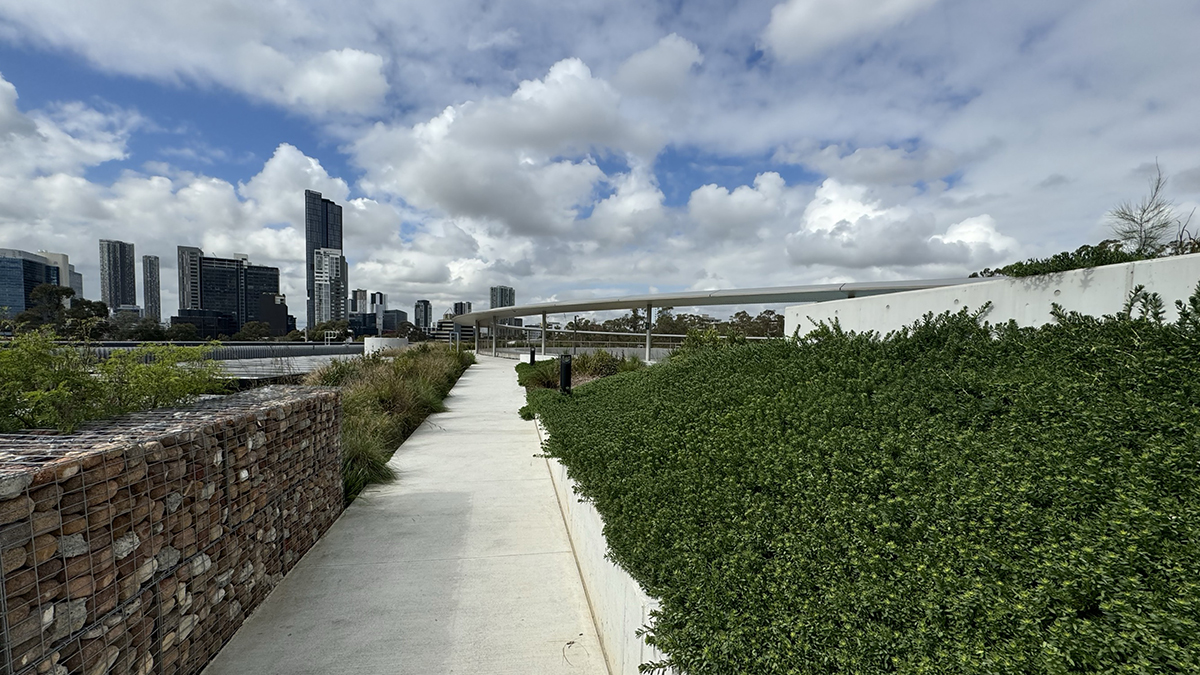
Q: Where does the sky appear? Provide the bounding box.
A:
[1,0,1198,326]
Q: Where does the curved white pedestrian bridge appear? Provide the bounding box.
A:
[203,356,607,675]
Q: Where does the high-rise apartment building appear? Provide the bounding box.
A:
[99,239,136,310]
[490,285,515,309]
[143,255,161,322]
[0,249,59,317]
[312,248,347,325]
[350,288,368,314]
[452,301,472,316]
[414,299,432,331]
[305,190,346,328]
[177,246,203,310]
[38,251,82,303]
[369,292,387,312]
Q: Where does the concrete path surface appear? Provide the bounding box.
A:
[204,356,607,675]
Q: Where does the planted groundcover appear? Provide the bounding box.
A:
[526,284,1200,674]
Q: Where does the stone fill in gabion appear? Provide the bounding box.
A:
[0,386,343,675]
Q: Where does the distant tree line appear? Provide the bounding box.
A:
[564,307,786,338]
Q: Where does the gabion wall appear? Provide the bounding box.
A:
[0,386,343,675]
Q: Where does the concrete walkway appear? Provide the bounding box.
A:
[204,356,607,675]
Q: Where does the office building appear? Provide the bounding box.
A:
[312,247,346,325]
[143,255,161,322]
[414,299,432,331]
[174,249,280,331]
[382,309,408,333]
[177,246,203,310]
[490,285,515,309]
[430,316,475,344]
[99,239,136,310]
[349,311,379,336]
[258,293,289,337]
[38,251,82,303]
[350,288,368,314]
[452,301,472,316]
[171,309,237,340]
[305,190,346,328]
[244,264,281,325]
[199,256,246,327]
[369,292,387,312]
[0,249,59,317]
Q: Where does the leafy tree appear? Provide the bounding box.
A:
[311,320,350,341]
[232,320,271,340]
[165,322,200,341]
[14,284,73,329]
[63,298,111,340]
[281,329,306,342]
[128,318,166,341]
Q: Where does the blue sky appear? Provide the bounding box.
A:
[0,0,1198,325]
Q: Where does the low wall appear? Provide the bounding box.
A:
[537,423,669,675]
[785,253,1200,336]
[363,337,408,355]
[0,386,343,675]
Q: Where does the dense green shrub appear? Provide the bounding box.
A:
[973,240,1148,278]
[527,282,1200,674]
[0,330,225,432]
[307,343,475,501]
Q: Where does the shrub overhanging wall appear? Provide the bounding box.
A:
[528,285,1200,674]
[0,386,343,675]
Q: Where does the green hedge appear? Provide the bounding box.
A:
[527,283,1200,674]
[516,349,644,391]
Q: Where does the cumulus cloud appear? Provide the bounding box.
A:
[688,172,810,240]
[352,58,659,237]
[785,179,1016,268]
[613,33,703,101]
[762,0,942,62]
[0,2,387,117]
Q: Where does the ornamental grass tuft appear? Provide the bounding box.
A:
[307,342,475,501]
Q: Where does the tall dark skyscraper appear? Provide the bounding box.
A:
[143,255,161,322]
[99,239,136,310]
[177,246,203,310]
[305,190,346,328]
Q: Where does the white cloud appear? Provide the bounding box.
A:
[613,34,703,101]
[688,172,810,240]
[0,2,387,117]
[352,58,659,237]
[762,0,941,62]
[785,179,1016,269]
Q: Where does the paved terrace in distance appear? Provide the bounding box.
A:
[203,356,607,675]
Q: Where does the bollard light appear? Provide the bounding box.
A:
[559,354,572,395]
[529,347,536,365]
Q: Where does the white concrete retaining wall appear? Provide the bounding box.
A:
[538,423,670,675]
[785,253,1200,336]
[363,336,408,355]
